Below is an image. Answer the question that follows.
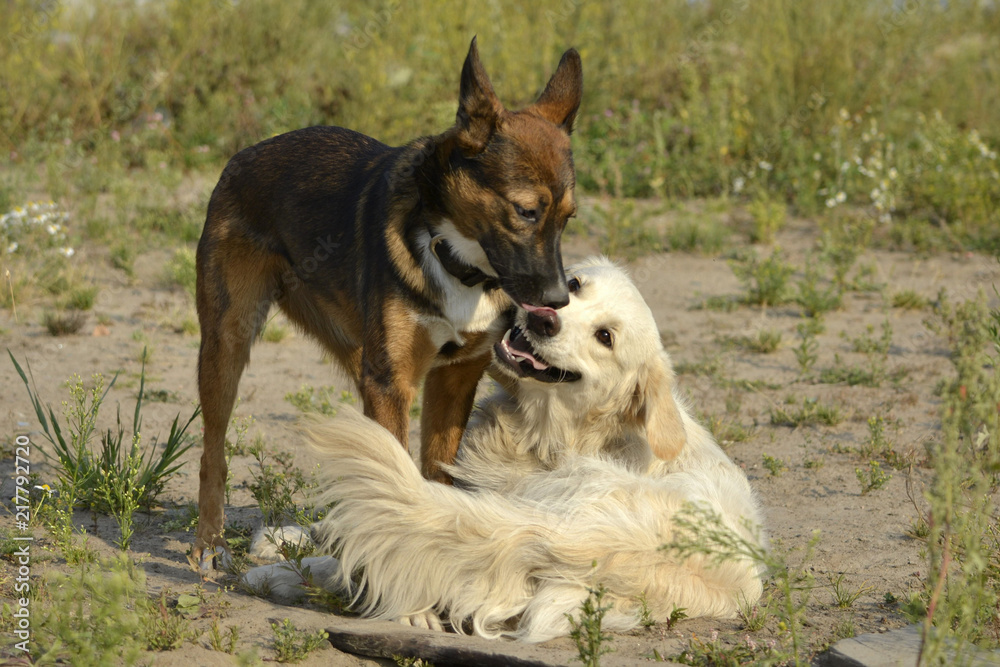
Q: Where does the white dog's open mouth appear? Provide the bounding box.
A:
[493,325,582,383]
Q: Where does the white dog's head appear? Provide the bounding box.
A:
[492,256,687,462]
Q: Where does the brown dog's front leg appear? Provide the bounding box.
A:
[420,351,492,483]
[359,372,414,451]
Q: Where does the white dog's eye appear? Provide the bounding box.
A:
[595,329,613,348]
[568,277,581,293]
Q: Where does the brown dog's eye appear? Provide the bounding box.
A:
[513,202,538,223]
[595,329,613,348]
[568,277,581,293]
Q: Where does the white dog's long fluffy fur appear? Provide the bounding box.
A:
[254,257,765,643]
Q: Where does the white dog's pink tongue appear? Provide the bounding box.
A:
[505,330,550,370]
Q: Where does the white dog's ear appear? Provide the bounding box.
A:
[626,351,687,461]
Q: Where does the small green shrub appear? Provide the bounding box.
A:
[730,248,794,306]
[10,352,200,515]
[209,620,240,653]
[891,289,928,310]
[167,247,197,298]
[66,285,99,310]
[248,438,312,526]
[666,217,729,255]
[591,199,662,260]
[793,321,820,375]
[665,505,818,665]
[566,583,614,667]
[762,453,787,477]
[747,194,786,244]
[110,243,135,276]
[737,593,772,632]
[856,460,891,494]
[34,556,147,666]
[271,618,329,664]
[42,310,87,336]
[795,263,842,317]
[261,321,289,342]
[770,398,842,427]
[284,385,353,416]
[725,329,782,354]
[829,573,873,609]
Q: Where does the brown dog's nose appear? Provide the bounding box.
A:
[526,306,560,337]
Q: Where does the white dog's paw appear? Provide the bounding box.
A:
[249,524,314,561]
[394,610,445,632]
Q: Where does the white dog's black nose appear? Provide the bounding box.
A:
[527,307,560,337]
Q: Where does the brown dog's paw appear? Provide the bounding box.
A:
[188,542,231,577]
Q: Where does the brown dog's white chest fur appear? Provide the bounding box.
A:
[417,222,512,358]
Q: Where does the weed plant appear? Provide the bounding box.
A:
[247,438,313,526]
[270,618,329,664]
[729,248,794,306]
[770,397,842,428]
[664,504,818,665]
[910,287,1000,662]
[10,352,200,521]
[567,583,614,667]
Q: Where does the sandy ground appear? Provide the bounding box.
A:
[1,209,998,665]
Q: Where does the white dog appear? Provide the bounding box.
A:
[247,257,765,643]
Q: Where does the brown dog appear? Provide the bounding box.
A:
[192,38,583,568]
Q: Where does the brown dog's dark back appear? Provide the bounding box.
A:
[192,38,582,570]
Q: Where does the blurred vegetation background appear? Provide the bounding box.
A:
[1,0,999,249]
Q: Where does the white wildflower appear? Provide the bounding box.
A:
[758,160,773,172]
[836,191,847,203]
[58,247,75,258]
[733,176,745,193]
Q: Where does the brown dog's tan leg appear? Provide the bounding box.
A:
[360,375,416,451]
[357,300,437,449]
[420,351,493,483]
[193,241,277,568]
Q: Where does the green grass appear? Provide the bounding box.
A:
[770,397,843,428]
[722,328,783,354]
[42,310,87,336]
[271,618,329,664]
[567,583,614,667]
[665,216,730,255]
[891,289,929,310]
[2,1,998,251]
[167,247,197,298]
[730,248,794,306]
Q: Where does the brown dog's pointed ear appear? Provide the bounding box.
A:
[456,36,503,154]
[530,48,583,133]
[627,351,687,462]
